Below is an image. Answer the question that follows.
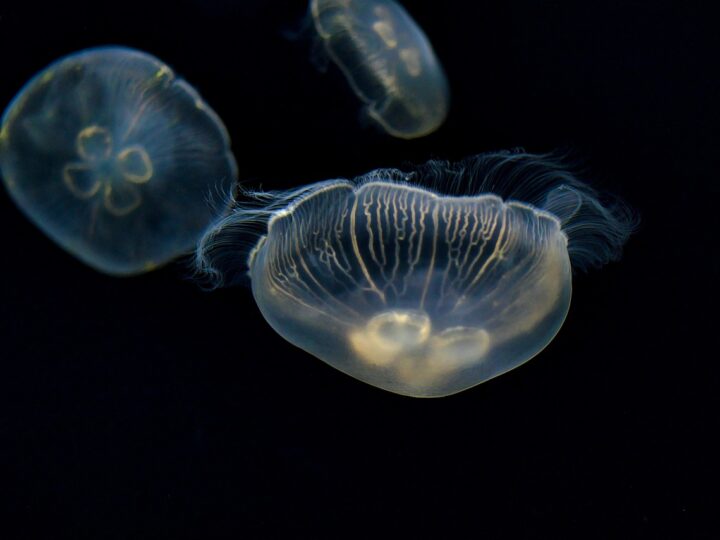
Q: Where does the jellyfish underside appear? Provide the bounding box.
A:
[0,47,237,275]
[243,180,572,397]
[311,0,449,139]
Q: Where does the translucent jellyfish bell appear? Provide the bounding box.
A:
[310,0,450,139]
[197,152,635,397]
[0,47,237,276]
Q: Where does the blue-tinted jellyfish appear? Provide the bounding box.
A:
[196,152,634,397]
[310,0,450,139]
[0,47,237,276]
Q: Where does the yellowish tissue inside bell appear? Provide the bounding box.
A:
[348,309,492,387]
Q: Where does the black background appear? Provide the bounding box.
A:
[1,0,717,538]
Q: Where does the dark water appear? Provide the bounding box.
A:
[1,0,716,537]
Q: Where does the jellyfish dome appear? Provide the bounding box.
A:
[0,46,238,276]
[197,152,634,397]
[310,0,450,139]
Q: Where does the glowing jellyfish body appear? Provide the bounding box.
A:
[311,0,450,138]
[0,47,237,275]
[198,153,634,397]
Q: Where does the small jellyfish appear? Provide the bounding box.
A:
[310,0,450,139]
[0,47,237,276]
[197,152,635,397]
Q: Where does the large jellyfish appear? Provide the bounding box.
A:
[197,152,634,397]
[0,46,237,276]
[310,0,450,139]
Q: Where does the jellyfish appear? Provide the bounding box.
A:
[0,46,238,276]
[309,0,450,139]
[196,151,635,397]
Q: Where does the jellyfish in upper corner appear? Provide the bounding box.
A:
[196,151,635,398]
[0,47,238,276]
[309,0,450,139]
